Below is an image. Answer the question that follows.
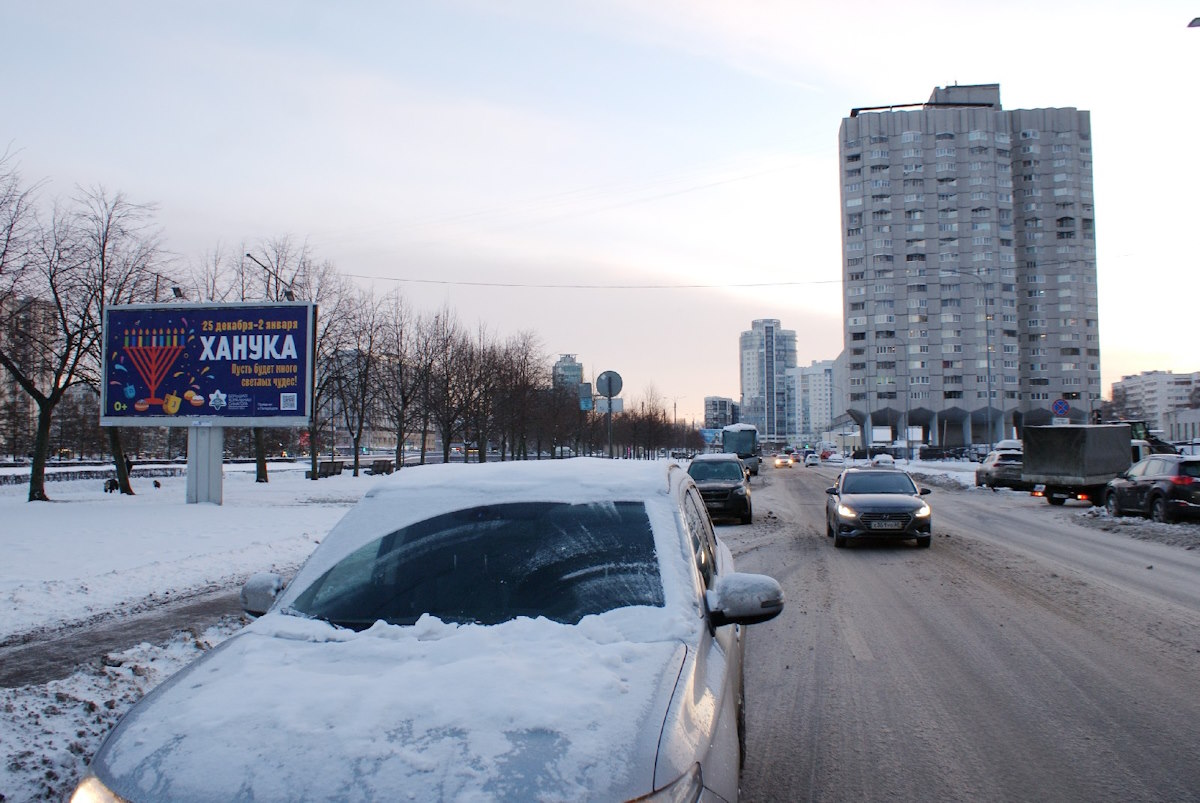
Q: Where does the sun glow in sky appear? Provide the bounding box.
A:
[4,1,1197,424]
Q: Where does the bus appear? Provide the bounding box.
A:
[721,424,760,475]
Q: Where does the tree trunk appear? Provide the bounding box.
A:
[254,426,268,483]
[308,420,320,480]
[27,403,53,502]
[419,414,430,465]
[107,427,134,495]
[477,426,489,463]
[352,436,361,476]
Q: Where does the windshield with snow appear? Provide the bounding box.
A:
[288,501,664,629]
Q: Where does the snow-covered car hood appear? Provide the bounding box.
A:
[88,611,688,802]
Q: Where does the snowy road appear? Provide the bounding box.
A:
[4,462,1200,801]
[728,466,1200,802]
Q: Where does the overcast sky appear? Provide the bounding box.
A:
[4,2,1196,425]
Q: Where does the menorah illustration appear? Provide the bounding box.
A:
[122,327,185,407]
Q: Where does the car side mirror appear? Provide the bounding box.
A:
[825,487,837,495]
[919,488,931,495]
[705,572,784,628]
[240,571,285,617]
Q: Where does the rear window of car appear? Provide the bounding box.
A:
[287,501,664,629]
[1181,461,1200,479]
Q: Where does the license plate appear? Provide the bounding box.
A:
[870,521,903,530]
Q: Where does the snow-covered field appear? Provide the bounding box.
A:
[1,458,1196,801]
[1,464,371,801]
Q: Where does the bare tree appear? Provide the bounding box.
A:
[421,307,474,463]
[75,186,168,494]
[296,257,352,480]
[326,286,384,476]
[407,308,443,465]
[242,240,313,481]
[374,291,421,469]
[493,331,545,461]
[0,193,100,500]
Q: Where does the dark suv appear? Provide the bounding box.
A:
[687,453,752,524]
[1104,455,1200,523]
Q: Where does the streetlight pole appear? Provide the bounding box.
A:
[244,253,296,301]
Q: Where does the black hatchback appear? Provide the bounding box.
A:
[1104,455,1200,523]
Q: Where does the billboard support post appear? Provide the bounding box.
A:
[186,425,224,504]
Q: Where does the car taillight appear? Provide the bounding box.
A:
[1170,475,1196,485]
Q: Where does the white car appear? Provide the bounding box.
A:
[804,453,821,467]
[824,452,845,465]
[72,459,784,803]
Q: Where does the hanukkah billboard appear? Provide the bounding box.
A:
[100,302,316,427]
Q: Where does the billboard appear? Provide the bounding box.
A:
[100,302,316,427]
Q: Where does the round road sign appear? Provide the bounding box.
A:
[596,371,623,398]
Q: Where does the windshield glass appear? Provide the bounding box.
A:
[288,501,664,630]
[688,460,745,481]
[841,472,918,495]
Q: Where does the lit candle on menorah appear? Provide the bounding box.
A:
[123,327,185,408]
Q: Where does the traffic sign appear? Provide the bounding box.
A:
[1052,399,1070,417]
[596,371,623,398]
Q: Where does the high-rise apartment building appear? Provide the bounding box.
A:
[704,396,738,429]
[739,319,796,445]
[551,354,584,388]
[785,359,838,444]
[1110,370,1200,430]
[838,83,1100,448]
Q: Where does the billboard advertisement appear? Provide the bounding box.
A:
[100,302,316,427]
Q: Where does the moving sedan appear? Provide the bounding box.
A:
[72,459,784,803]
[826,467,933,548]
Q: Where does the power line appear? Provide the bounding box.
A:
[343,273,843,290]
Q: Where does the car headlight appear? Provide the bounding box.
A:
[733,486,747,496]
[914,503,932,518]
[836,503,857,519]
[629,763,703,802]
[70,775,126,803]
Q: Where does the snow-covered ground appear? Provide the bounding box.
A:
[1,457,1194,801]
[0,463,372,801]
